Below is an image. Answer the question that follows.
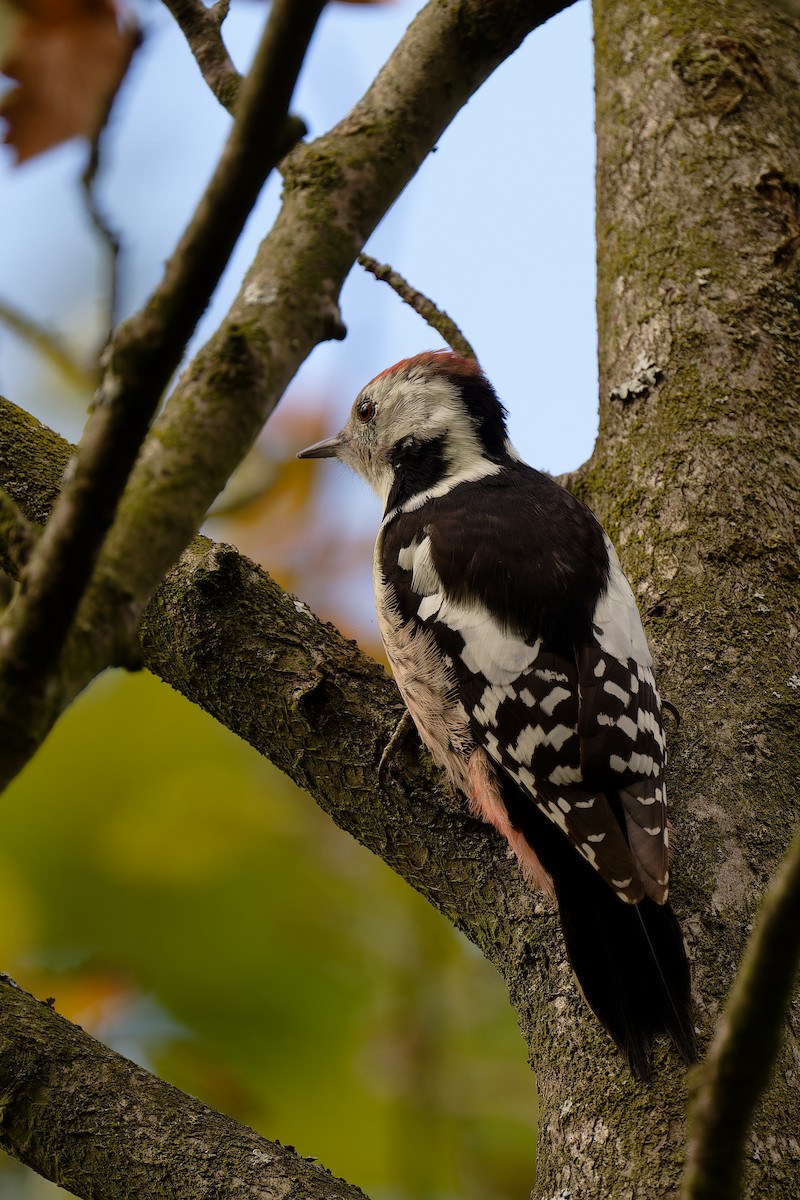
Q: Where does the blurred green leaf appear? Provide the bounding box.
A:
[3,668,536,1200]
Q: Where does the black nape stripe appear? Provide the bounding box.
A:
[387,434,448,511]
[459,374,509,462]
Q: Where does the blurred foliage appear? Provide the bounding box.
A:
[1,669,537,1199]
[0,387,537,1199]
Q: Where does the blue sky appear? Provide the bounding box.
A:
[0,0,596,481]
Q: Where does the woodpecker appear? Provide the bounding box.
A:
[298,351,696,1077]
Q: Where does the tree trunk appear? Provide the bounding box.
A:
[520,0,800,1194]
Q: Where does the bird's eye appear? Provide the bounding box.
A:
[357,399,375,423]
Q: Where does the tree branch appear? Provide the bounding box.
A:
[357,254,477,359]
[0,975,371,1200]
[0,398,72,529]
[162,0,242,112]
[82,120,124,339]
[681,822,800,1200]
[0,0,570,791]
[0,0,323,789]
[0,488,35,577]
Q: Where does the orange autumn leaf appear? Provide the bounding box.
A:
[0,0,138,163]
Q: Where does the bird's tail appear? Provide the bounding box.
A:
[502,783,697,1078]
[554,862,697,1078]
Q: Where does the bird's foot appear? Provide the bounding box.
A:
[378,710,416,786]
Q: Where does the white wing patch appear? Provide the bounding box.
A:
[397,534,440,596]
[593,536,652,666]
[398,539,543,685]
[541,685,572,715]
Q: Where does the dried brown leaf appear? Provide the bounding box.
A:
[0,0,138,163]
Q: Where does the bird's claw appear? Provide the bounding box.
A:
[378,710,415,786]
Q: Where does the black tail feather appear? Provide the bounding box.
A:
[501,781,697,1077]
[556,870,697,1078]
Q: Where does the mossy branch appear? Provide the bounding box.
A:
[0,488,36,577]
[0,0,324,789]
[0,975,371,1200]
[162,0,242,112]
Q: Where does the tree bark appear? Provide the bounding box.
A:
[561,0,800,1195]
[0,975,370,1200]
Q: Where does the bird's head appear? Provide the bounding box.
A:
[298,351,512,510]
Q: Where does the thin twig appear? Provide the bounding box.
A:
[0,300,98,391]
[161,0,243,113]
[82,129,123,341]
[80,22,141,340]
[0,0,323,787]
[681,821,800,1200]
[162,0,307,150]
[358,253,477,360]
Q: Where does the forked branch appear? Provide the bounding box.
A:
[0,0,323,788]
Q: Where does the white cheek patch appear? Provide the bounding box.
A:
[364,371,504,515]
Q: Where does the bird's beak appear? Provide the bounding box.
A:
[297,432,346,460]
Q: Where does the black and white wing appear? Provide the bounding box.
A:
[379,463,669,905]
